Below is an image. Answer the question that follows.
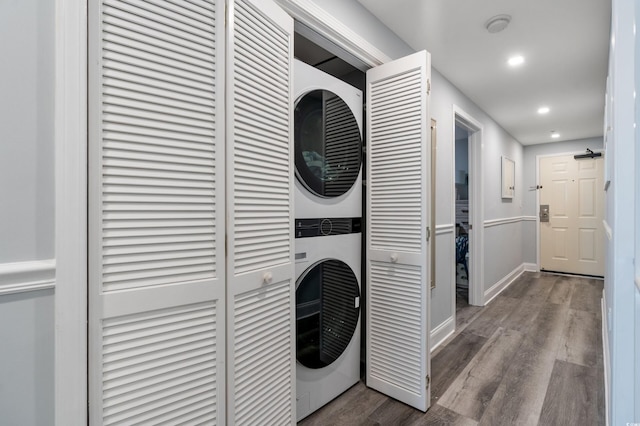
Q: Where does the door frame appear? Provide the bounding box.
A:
[274,0,391,69]
[453,106,484,307]
[535,149,604,273]
[54,0,88,424]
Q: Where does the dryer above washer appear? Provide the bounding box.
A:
[294,60,363,219]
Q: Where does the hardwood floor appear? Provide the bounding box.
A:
[298,272,605,425]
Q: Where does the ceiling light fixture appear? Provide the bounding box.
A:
[538,106,550,114]
[485,14,512,34]
[508,55,525,67]
[551,131,560,139]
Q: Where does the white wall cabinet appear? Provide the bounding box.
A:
[88,0,294,424]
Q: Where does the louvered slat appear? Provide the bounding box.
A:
[232,0,291,275]
[368,261,422,392]
[369,68,423,254]
[101,0,218,293]
[101,302,218,425]
[233,281,293,425]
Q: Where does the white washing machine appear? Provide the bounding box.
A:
[294,59,363,220]
[295,221,361,421]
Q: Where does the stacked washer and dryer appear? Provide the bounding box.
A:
[293,60,364,421]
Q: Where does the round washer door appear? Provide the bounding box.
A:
[296,259,360,369]
[294,89,362,198]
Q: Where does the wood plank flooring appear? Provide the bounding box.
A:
[298,272,605,426]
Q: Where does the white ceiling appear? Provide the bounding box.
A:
[357,0,611,145]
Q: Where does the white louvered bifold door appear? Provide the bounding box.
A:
[88,1,226,424]
[365,50,432,412]
[226,1,295,424]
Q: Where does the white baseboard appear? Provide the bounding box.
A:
[484,263,526,304]
[430,316,455,352]
[523,262,538,272]
[601,292,610,426]
[0,259,56,295]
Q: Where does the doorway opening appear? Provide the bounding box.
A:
[454,125,470,308]
[453,107,484,312]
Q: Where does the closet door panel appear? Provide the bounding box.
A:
[226,0,295,424]
[366,50,431,412]
[89,0,226,424]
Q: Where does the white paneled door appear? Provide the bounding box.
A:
[89,0,226,424]
[539,154,605,276]
[366,50,432,412]
[226,1,295,425]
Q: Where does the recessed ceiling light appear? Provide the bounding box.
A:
[551,131,560,139]
[485,14,512,34]
[538,106,550,114]
[508,55,525,67]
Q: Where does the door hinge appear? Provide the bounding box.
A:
[426,226,431,242]
[426,374,430,389]
[427,79,431,95]
[469,224,473,230]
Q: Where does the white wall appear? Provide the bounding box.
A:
[431,69,525,318]
[604,0,639,423]
[0,289,54,425]
[0,0,55,263]
[0,1,55,423]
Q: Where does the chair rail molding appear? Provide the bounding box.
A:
[0,259,56,295]
[484,216,530,228]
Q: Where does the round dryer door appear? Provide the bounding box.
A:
[296,259,360,369]
[294,89,362,198]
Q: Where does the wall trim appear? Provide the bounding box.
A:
[523,262,538,272]
[436,223,454,235]
[274,0,392,69]
[54,0,88,424]
[522,215,537,222]
[484,263,526,304]
[484,216,528,228]
[603,219,613,241]
[0,260,56,295]
[601,292,610,426]
[430,316,455,353]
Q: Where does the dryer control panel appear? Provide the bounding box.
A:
[295,217,361,238]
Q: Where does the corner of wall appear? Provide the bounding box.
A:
[430,316,455,352]
[484,263,527,304]
[601,290,610,426]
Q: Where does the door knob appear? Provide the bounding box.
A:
[390,253,399,263]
